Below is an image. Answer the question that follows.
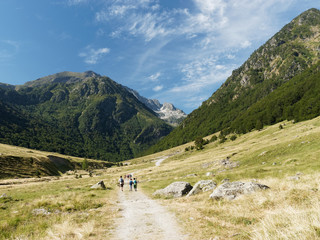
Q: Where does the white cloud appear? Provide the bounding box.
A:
[241,40,252,48]
[153,85,163,92]
[148,72,161,81]
[67,0,88,6]
[169,55,234,94]
[226,54,235,59]
[0,40,19,61]
[79,47,110,64]
[95,0,185,41]
[78,0,303,111]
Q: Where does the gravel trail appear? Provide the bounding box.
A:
[112,187,187,240]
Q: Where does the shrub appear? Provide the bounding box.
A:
[82,159,89,170]
[210,135,218,142]
[194,137,205,150]
[230,135,237,141]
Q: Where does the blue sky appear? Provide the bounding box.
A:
[0,0,319,113]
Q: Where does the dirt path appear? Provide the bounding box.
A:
[154,156,169,166]
[111,187,188,240]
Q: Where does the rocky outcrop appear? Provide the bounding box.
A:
[153,181,192,198]
[209,181,270,200]
[187,180,217,197]
[90,181,106,189]
[125,87,187,126]
[154,103,187,126]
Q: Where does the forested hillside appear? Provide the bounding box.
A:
[147,8,320,153]
[0,71,172,161]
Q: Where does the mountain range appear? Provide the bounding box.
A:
[125,87,187,126]
[0,71,176,161]
[0,8,319,161]
[148,8,320,153]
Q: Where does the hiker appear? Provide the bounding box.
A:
[133,178,138,191]
[129,178,133,191]
[119,176,124,191]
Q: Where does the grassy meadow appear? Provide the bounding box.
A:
[1,116,320,239]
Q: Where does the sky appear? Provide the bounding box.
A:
[0,0,319,114]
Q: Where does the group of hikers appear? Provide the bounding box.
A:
[118,175,137,191]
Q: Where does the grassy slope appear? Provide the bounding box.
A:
[121,116,320,239]
[1,116,320,239]
[0,144,114,179]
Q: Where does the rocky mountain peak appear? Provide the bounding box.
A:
[125,87,187,126]
[83,71,100,78]
[295,8,320,25]
[22,71,101,88]
[161,102,176,111]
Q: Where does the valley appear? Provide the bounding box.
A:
[1,116,320,239]
[0,7,320,240]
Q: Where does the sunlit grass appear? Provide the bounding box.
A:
[1,116,320,239]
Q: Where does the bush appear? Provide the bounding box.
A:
[219,137,227,144]
[210,135,218,142]
[194,137,205,150]
[230,135,237,141]
[82,159,89,170]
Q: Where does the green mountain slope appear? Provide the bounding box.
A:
[0,72,173,161]
[230,62,320,132]
[148,8,320,153]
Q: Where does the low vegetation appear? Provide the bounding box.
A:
[1,116,320,239]
[0,173,117,239]
[121,116,320,239]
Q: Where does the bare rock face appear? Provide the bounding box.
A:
[0,193,8,198]
[209,181,270,200]
[125,87,187,126]
[153,181,192,198]
[90,180,106,189]
[187,180,217,197]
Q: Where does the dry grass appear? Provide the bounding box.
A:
[126,116,320,239]
[2,116,320,239]
[0,173,119,240]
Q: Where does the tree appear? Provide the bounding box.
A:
[82,158,89,170]
[194,137,205,150]
[230,135,237,141]
[210,135,218,142]
[255,120,263,131]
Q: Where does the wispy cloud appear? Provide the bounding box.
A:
[95,0,186,41]
[153,85,163,92]
[170,56,234,94]
[79,46,110,64]
[72,0,302,111]
[148,72,161,82]
[67,0,88,6]
[0,40,20,61]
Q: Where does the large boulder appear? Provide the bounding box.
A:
[209,181,269,200]
[90,180,106,189]
[153,181,192,198]
[187,180,217,197]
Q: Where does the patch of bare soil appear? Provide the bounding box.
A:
[112,187,188,240]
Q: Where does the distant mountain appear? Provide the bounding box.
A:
[148,8,320,152]
[0,71,173,161]
[125,87,187,126]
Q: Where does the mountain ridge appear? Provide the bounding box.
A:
[147,8,320,153]
[125,87,187,126]
[0,72,173,161]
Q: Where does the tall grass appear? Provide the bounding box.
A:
[0,176,117,240]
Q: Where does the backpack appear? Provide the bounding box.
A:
[120,178,124,184]
[133,180,137,186]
